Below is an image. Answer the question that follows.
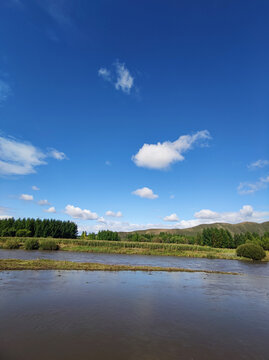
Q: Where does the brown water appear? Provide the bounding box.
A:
[1,261,269,359]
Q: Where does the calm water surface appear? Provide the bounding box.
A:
[0,250,269,359]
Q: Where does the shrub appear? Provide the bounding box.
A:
[236,243,266,261]
[39,240,59,251]
[5,239,20,249]
[24,238,39,250]
[261,237,269,251]
[16,229,31,237]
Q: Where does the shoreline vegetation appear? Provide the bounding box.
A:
[0,259,240,275]
[0,237,268,261]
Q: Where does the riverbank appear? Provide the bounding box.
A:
[0,259,240,274]
[1,237,268,261]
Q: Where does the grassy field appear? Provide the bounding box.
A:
[0,237,268,261]
[0,259,240,275]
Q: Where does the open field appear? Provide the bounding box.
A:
[0,259,240,275]
[0,237,268,261]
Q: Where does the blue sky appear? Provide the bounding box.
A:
[0,0,268,232]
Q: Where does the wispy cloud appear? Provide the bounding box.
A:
[132,187,158,199]
[0,79,11,104]
[0,206,12,219]
[65,204,98,220]
[238,175,269,195]
[38,199,51,206]
[132,130,211,170]
[98,61,135,94]
[248,159,269,170]
[49,148,68,160]
[0,134,67,176]
[37,0,73,26]
[32,185,40,191]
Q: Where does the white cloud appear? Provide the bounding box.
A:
[0,206,12,219]
[98,68,111,82]
[106,210,123,217]
[38,199,51,206]
[78,205,269,233]
[65,204,98,220]
[248,159,269,170]
[115,62,134,94]
[20,194,33,201]
[44,206,56,213]
[132,130,211,170]
[98,61,134,94]
[0,79,11,103]
[132,187,158,199]
[238,175,269,194]
[0,135,67,176]
[97,216,106,223]
[49,149,67,160]
[32,185,40,191]
[163,213,179,222]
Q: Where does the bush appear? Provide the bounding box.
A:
[261,238,269,251]
[5,239,20,249]
[236,243,266,261]
[24,238,39,250]
[16,229,31,237]
[39,240,59,251]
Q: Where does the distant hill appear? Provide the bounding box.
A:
[119,222,269,237]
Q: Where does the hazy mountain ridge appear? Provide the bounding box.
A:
[120,222,269,237]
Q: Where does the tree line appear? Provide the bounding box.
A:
[0,218,77,239]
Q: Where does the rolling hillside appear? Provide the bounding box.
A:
[120,222,269,238]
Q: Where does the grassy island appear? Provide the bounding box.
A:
[0,259,240,275]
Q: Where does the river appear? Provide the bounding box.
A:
[0,249,268,359]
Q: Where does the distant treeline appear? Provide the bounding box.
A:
[0,218,77,239]
[82,228,269,250]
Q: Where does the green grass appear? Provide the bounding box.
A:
[0,259,240,275]
[0,237,268,261]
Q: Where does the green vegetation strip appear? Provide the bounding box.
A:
[0,259,240,275]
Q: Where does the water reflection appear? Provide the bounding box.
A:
[0,270,268,360]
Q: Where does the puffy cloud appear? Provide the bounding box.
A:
[32,185,40,191]
[132,187,158,199]
[78,205,269,233]
[44,206,56,213]
[106,210,123,217]
[0,135,67,176]
[238,175,269,195]
[38,199,51,206]
[132,130,211,170]
[192,205,268,224]
[163,213,179,222]
[20,194,33,201]
[65,204,98,220]
[248,159,269,170]
[98,61,134,94]
[194,209,219,219]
